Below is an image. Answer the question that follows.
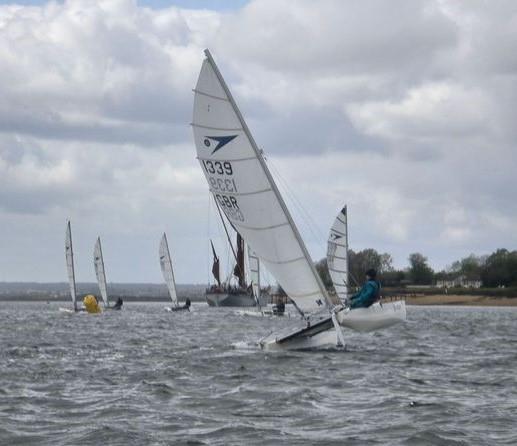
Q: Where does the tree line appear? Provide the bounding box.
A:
[315,248,517,288]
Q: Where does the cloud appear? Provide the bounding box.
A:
[0,0,516,282]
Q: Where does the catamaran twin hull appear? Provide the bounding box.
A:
[192,50,407,349]
[259,300,407,350]
[206,291,268,307]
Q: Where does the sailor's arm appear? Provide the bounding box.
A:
[349,283,376,308]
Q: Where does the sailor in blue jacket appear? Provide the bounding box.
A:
[349,269,380,309]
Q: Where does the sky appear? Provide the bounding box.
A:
[0,0,516,284]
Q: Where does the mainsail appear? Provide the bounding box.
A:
[248,249,261,307]
[159,233,178,307]
[65,220,77,311]
[192,50,339,313]
[327,206,349,301]
[94,237,109,306]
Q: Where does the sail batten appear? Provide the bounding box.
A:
[159,233,178,306]
[193,50,339,312]
[191,123,242,131]
[94,237,109,306]
[192,89,230,101]
[208,187,273,197]
[197,156,257,163]
[329,268,347,273]
[234,221,290,231]
[258,255,306,265]
[327,206,349,301]
[332,255,348,261]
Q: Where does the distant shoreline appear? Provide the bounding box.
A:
[0,295,206,303]
[2,292,517,307]
[404,294,517,307]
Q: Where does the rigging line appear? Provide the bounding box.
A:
[349,270,361,288]
[266,156,327,248]
[207,193,211,286]
[267,156,326,243]
[213,193,239,267]
[214,197,232,286]
[210,194,229,285]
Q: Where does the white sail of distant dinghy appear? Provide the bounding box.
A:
[62,220,78,312]
[159,233,178,309]
[248,250,261,308]
[160,233,191,312]
[328,205,407,332]
[93,237,109,308]
[327,206,349,301]
[192,49,343,349]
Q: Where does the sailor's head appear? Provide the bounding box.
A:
[185,298,191,307]
[366,268,377,280]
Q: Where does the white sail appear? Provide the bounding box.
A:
[94,237,109,306]
[248,249,261,307]
[65,220,77,311]
[192,50,339,313]
[327,206,349,301]
[159,233,178,306]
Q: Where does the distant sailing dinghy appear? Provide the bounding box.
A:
[94,237,122,310]
[159,233,190,312]
[60,220,79,313]
[327,206,406,332]
[192,50,404,349]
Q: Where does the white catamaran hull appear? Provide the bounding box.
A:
[336,300,406,332]
[259,314,337,351]
[260,300,406,350]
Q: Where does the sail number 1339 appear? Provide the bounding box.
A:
[202,160,233,175]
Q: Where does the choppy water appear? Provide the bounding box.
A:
[1,302,516,445]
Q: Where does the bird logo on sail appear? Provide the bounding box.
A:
[203,135,238,154]
[330,231,342,241]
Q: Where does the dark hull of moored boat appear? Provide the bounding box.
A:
[205,292,269,307]
[205,292,257,307]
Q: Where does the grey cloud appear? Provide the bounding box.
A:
[0,0,516,282]
[0,1,200,145]
[218,0,458,81]
[0,101,190,146]
[249,106,388,156]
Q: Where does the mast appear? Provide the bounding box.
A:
[202,49,335,311]
[344,206,349,298]
[65,220,77,312]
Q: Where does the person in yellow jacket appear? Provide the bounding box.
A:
[83,294,102,313]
